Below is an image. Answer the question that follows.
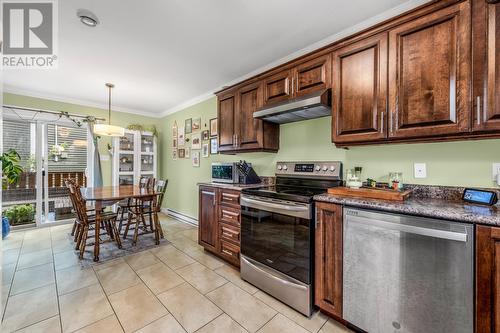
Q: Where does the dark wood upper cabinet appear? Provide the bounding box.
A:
[476,225,500,333]
[236,81,264,150]
[294,54,331,97]
[217,91,237,152]
[198,186,218,252]
[388,1,471,139]
[216,83,279,153]
[263,69,293,106]
[315,202,343,319]
[473,0,500,132]
[332,33,388,143]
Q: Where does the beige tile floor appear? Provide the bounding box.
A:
[1,214,353,333]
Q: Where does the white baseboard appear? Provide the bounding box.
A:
[161,208,198,226]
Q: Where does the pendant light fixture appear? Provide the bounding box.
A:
[94,83,125,137]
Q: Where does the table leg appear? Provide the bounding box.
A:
[94,201,101,262]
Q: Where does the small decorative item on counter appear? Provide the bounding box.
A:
[389,172,404,191]
[346,168,363,189]
[366,178,377,187]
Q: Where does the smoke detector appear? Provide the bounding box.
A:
[77,9,99,27]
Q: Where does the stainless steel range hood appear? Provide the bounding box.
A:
[253,89,331,124]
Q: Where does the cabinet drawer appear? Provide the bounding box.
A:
[220,222,240,245]
[219,190,240,207]
[219,205,241,226]
[220,240,240,266]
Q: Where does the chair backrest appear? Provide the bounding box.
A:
[155,179,168,211]
[139,176,150,189]
[65,179,89,226]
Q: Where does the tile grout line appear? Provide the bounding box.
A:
[50,226,64,333]
[1,231,25,323]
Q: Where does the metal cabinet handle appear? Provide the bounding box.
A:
[222,209,239,217]
[291,77,294,95]
[477,96,481,125]
[201,191,215,196]
[222,193,238,200]
[222,249,234,256]
[380,112,384,134]
[390,112,393,134]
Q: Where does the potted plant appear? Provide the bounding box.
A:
[1,149,23,238]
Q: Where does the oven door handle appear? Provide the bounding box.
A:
[241,196,311,219]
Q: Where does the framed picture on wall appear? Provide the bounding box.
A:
[192,118,201,132]
[191,133,201,149]
[172,138,177,148]
[202,143,209,157]
[185,118,192,134]
[172,149,178,160]
[178,148,185,159]
[172,121,178,138]
[210,137,218,154]
[192,151,200,167]
[178,127,185,146]
[202,130,209,141]
[210,118,218,137]
[185,147,190,158]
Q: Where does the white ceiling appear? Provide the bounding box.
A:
[4,0,429,118]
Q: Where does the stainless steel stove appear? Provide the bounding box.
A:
[240,161,342,316]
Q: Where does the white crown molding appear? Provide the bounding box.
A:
[159,0,430,118]
[3,85,163,118]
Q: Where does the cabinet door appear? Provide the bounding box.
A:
[388,1,471,139]
[217,92,237,152]
[262,69,293,106]
[198,187,218,251]
[294,54,331,97]
[473,0,500,132]
[332,33,388,143]
[315,202,343,318]
[236,81,264,150]
[476,225,500,333]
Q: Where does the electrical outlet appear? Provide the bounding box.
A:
[492,163,500,181]
[414,163,427,179]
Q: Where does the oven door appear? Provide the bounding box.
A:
[240,195,313,284]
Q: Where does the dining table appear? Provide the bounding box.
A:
[80,185,160,261]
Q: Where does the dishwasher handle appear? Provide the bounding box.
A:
[346,214,468,242]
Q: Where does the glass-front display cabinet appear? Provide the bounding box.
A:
[113,130,157,186]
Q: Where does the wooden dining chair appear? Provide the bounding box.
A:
[117,176,154,232]
[66,178,96,239]
[123,178,161,245]
[66,180,122,259]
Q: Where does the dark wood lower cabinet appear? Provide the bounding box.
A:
[476,225,500,333]
[315,202,343,319]
[198,186,241,267]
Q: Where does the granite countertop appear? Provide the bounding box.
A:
[197,177,274,191]
[314,185,500,227]
[197,182,270,191]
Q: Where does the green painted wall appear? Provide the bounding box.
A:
[3,93,159,186]
[162,97,500,219]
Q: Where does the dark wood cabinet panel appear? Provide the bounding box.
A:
[332,33,388,143]
[294,54,331,97]
[236,82,264,150]
[473,0,500,132]
[199,187,242,267]
[217,92,237,152]
[476,225,500,333]
[198,186,218,252]
[388,1,471,139]
[263,69,293,106]
[315,202,343,319]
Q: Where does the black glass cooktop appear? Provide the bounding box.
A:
[242,177,342,203]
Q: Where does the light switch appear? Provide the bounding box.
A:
[414,163,427,179]
[492,163,500,181]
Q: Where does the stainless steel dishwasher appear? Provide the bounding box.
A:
[343,208,473,333]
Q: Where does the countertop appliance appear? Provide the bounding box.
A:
[211,162,256,184]
[343,208,473,333]
[240,161,342,316]
[253,89,331,124]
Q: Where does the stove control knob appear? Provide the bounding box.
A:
[330,166,336,172]
[315,165,321,171]
[283,165,288,171]
[322,166,328,171]
[277,165,282,170]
